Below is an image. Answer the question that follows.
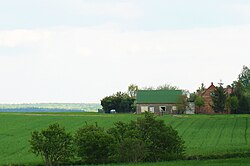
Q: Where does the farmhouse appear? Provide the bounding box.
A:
[196,82,233,114]
[196,83,216,114]
[136,90,182,114]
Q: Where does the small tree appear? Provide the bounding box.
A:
[29,123,74,166]
[176,95,188,114]
[75,125,114,164]
[136,113,185,161]
[211,84,227,113]
[226,96,239,114]
[195,96,205,113]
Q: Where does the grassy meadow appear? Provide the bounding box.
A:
[0,113,250,165]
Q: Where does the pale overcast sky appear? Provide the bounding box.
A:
[0,0,250,103]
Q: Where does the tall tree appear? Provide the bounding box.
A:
[127,84,139,98]
[238,65,250,89]
[231,66,250,114]
[211,84,227,113]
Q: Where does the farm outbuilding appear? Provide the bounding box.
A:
[136,90,183,114]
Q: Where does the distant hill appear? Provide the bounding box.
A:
[0,103,101,112]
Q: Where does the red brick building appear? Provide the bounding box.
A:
[196,83,216,114]
[196,82,232,114]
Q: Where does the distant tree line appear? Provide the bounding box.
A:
[30,113,185,165]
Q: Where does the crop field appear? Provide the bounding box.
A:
[115,157,250,166]
[0,113,250,165]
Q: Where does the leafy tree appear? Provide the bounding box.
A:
[101,92,135,113]
[136,113,185,161]
[108,112,185,162]
[29,123,74,166]
[211,84,227,113]
[116,138,147,163]
[194,96,205,113]
[107,121,148,163]
[127,84,139,98]
[176,95,188,114]
[75,125,115,164]
[226,96,239,114]
[142,84,179,90]
[156,84,179,90]
[238,65,250,89]
[232,80,250,114]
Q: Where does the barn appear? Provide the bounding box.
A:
[136,90,183,114]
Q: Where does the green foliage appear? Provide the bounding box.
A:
[107,121,148,163]
[108,112,185,162]
[195,96,205,113]
[137,113,185,161]
[29,123,74,166]
[142,84,179,90]
[74,125,114,164]
[156,84,179,90]
[128,84,139,98]
[211,84,227,113]
[177,95,188,114]
[188,93,196,102]
[101,92,135,113]
[232,66,250,114]
[226,96,239,114]
[238,65,250,89]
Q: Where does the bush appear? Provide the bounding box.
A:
[137,112,185,161]
[108,121,148,163]
[108,112,185,162]
[29,123,74,166]
[29,113,185,165]
[74,125,115,164]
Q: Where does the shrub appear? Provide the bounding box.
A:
[108,112,185,162]
[136,112,185,161]
[74,125,115,164]
[108,121,148,163]
[29,123,74,166]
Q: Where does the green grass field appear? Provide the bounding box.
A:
[114,157,250,166]
[0,113,250,165]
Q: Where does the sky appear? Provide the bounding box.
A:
[0,0,250,103]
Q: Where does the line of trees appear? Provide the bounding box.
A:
[30,113,185,165]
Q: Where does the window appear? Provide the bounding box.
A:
[141,106,148,113]
[149,107,154,113]
[172,106,177,111]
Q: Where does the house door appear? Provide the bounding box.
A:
[159,106,166,114]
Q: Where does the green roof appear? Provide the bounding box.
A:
[136,90,182,104]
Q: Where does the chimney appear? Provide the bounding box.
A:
[211,82,214,86]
